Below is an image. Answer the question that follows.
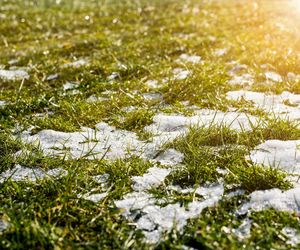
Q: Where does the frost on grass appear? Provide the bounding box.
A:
[227,90,300,120]
[0,69,29,81]
[0,164,67,183]
[116,182,224,243]
[250,140,300,174]
[237,187,300,215]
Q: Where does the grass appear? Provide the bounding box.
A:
[1,0,300,249]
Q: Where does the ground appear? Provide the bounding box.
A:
[1,0,300,249]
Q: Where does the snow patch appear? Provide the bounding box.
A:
[265,71,282,82]
[0,165,67,183]
[250,140,300,174]
[0,69,29,81]
[226,90,300,120]
[177,54,201,64]
[62,59,88,68]
[232,218,252,240]
[237,187,300,215]
[282,227,300,246]
[155,149,184,166]
[172,68,190,80]
[132,167,171,192]
[116,183,224,243]
[82,192,108,203]
[228,74,254,86]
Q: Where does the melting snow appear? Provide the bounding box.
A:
[265,71,282,82]
[282,227,300,246]
[155,149,184,166]
[82,192,108,203]
[232,218,252,240]
[62,59,88,68]
[142,93,163,101]
[63,82,79,91]
[226,90,300,120]
[0,100,7,107]
[177,54,201,64]
[0,165,67,183]
[172,68,190,80]
[250,140,300,174]
[237,187,300,215]
[116,183,224,243]
[214,48,228,57]
[0,69,29,81]
[132,167,171,192]
[145,80,159,88]
[228,74,254,86]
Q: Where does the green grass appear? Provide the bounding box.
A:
[1,0,300,249]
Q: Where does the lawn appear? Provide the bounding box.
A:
[1,0,300,249]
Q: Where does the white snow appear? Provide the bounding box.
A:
[250,140,300,174]
[214,48,228,57]
[107,72,119,81]
[19,110,258,162]
[132,167,171,192]
[93,173,110,185]
[228,74,254,86]
[145,80,159,88]
[154,149,184,166]
[0,100,7,107]
[0,69,29,81]
[142,93,163,101]
[82,192,108,203]
[265,71,282,82]
[177,54,201,64]
[20,122,145,160]
[226,90,300,120]
[63,82,79,91]
[62,59,88,68]
[232,218,252,240]
[172,68,190,80]
[145,110,259,136]
[46,74,58,81]
[282,227,300,246]
[0,165,67,183]
[116,183,224,243]
[237,187,300,215]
